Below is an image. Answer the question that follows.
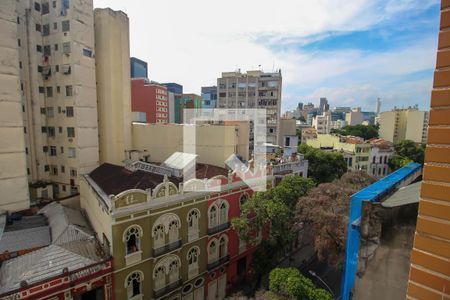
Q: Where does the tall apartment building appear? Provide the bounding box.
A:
[217,70,282,145]
[130,56,148,78]
[201,86,217,109]
[407,2,450,298]
[94,8,132,166]
[378,107,429,144]
[312,111,332,134]
[10,0,99,204]
[174,94,203,124]
[345,107,364,126]
[131,79,169,123]
[319,97,329,113]
[0,0,30,211]
[162,82,183,94]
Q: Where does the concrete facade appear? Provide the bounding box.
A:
[131,79,169,124]
[312,112,332,134]
[345,107,364,126]
[10,0,99,204]
[94,8,132,166]
[379,108,429,144]
[131,123,248,168]
[0,0,30,211]
[217,70,282,145]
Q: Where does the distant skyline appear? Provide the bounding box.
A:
[93,0,440,113]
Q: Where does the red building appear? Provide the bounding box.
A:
[131,78,169,123]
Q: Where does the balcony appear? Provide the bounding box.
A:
[153,239,182,257]
[207,222,230,235]
[273,161,306,175]
[154,279,182,298]
[125,250,142,266]
[207,255,230,271]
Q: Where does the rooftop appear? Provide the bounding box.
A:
[89,162,228,196]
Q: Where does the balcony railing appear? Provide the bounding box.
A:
[153,240,182,257]
[273,161,306,175]
[154,279,182,298]
[207,222,230,235]
[207,255,230,271]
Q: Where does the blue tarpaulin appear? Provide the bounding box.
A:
[340,162,422,300]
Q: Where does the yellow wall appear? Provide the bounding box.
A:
[132,123,243,167]
[94,8,132,166]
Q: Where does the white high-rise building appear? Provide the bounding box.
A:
[217,70,282,145]
[375,98,381,115]
[2,0,100,207]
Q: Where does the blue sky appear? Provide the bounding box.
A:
[94,0,440,113]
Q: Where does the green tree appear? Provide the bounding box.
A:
[232,176,314,276]
[389,140,425,171]
[268,268,333,300]
[330,124,379,140]
[298,144,347,184]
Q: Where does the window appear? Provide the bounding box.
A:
[124,226,141,255]
[40,107,46,114]
[57,86,60,93]
[68,147,76,158]
[54,43,58,51]
[18,39,21,47]
[126,272,142,299]
[62,64,71,74]
[83,48,92,57]
[39,86,45,94]
[67,127,75,138]
[153,224,165,249]
[208,240,217,263]
[62,42,71,54]
[46,87,53,97]
[384,156,388,164]
[52,1,56,8]
[60,146,64,154]
[53,22,57,30]
[187,209,200,241]
[47,127,55,137]
[154,266,166,290]
[62,20,70,32]
[55,65,59,72]
[43,146,48,153]
[58,126,62,133]
[42,24,50,36]
[42,2,49,14]
[51,165,58,175]
[44,165,50,172]
[41,126,47,133]
[66,106,74,117]
[36,45,42,52]
[168,220,179,243]
[65,85,73,96]
[187,247,199,279]
[37,65,43,73]
[239,193,248,207]
[219,236,227,258]
[70,168,77,177]
[219,201,228,224]
[43,45,51,56]
[50,146,57,156]
[36,24,41,32]
[46,107,54,117]
[34,2,41,11]
[168,260,179,283]
[209,205,218,228]
[285,137,291,147]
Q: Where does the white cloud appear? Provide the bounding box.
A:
[93,0,437,110]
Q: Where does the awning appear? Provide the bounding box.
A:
[381,181,421,208]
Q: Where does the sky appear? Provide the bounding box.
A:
[93,0,440,113]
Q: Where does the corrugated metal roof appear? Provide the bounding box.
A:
[381,181,421,208]
[0,243,100,294]
[39,202,94,245]
[0,226,50,253]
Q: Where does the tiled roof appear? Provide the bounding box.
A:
[89,163,228,196]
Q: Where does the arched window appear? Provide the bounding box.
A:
[379,156,382,163]
[187,209,199,231]
[187,247,199,265]
[209,205,218,228]
[154,266,166,290]
[126,271,143,298]
[124,226,142,255]
[219,201,228,224]
[168,220,179,243]
[168,260,179,283]
[219,236,227,258]
[153,224,165,249]
[239,194,248,207]
[208,240,217,263]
